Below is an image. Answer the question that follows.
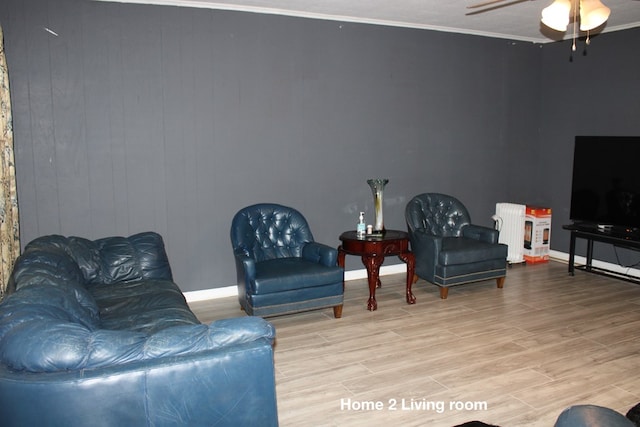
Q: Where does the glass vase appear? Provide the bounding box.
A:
[367,179,389,233]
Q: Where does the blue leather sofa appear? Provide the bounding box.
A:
[0,232,278,427]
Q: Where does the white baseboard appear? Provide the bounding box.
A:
[185,252,640,303]
[183,286,238,302]
[183,263,408,303]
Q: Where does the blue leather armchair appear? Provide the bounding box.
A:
[405,193,508,299]
[230,203,344,317]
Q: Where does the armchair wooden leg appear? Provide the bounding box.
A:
[333,305,343,319]
[496,277,505,289]
[439,287,449,299]
[412,274,419,284]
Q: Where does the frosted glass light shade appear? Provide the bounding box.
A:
[541,0,572,31]
[580,0,611,31]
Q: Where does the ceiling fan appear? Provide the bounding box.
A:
[467,0,613,32]
[467,0,616,60]
[468,0,640,14]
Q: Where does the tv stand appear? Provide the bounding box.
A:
[563,224,640,284]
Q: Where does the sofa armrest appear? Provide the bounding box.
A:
[462,224,499,244]
[0,314,275,372]
[145,317,276,357]
[302,242,338,267]
[0,332,279,427]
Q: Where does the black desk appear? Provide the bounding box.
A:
[563,224,640,283]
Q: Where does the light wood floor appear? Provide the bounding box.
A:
[189,261,640,426]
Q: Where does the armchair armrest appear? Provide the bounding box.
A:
[302,242,338,267]
[408,229,441,280]
[409,229,443,256]
[234,247,256,279]
[462,224,499,244]
[233,249,256,300]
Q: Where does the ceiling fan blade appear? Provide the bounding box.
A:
[466,0,531,15]
[467,0,509,9]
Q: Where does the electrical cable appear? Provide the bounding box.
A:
[613,246,640,277]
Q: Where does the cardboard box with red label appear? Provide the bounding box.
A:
[524,206,551,264]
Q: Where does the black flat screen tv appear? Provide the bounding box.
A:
[570,136,640,231]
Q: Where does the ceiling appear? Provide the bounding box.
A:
[99,0,640,43]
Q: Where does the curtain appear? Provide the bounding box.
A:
[0,25,20,299]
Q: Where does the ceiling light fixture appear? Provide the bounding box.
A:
[542,0,610,32]
[578,0,611,31]
[541,0,572,31]
[541,0,610,59]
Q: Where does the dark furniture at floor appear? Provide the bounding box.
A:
[564,223,640,284]
[230,203,344,318]
[0,232,278,427]
[338,230,416,311]
[554,404,635,427]
[405,193,508,299]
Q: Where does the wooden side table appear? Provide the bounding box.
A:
[337,230,416,311]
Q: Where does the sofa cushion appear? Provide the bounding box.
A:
[91,280,200,334]
[0,283,101,336]
[85,233,174,286]
[9,248,100,322]
[0,317,147,371]
[11,248,84,288]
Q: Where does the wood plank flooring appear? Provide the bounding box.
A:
[189,261,640,426]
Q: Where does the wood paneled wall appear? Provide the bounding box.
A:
[0,0,598,291]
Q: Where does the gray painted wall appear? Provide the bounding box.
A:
[1,0,637,292]
[538,29,640,265]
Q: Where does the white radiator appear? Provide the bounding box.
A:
[495,203,526,264]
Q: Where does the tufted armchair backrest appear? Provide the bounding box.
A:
[230,204,315,262]
[405,193,471,237]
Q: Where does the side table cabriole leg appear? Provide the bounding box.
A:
[362,254,384,311]
[398,252,416,305]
